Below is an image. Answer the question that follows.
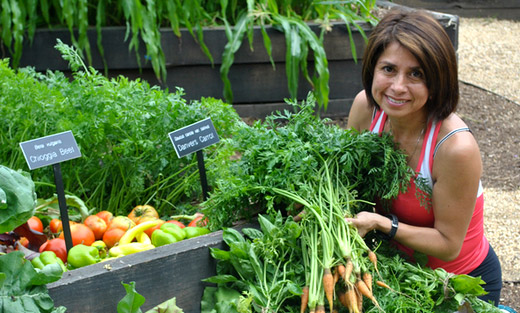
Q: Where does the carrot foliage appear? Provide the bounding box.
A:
[203,93,413,230]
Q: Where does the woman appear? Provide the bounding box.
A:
[346,9,502,305]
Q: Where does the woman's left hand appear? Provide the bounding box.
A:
[346,211,388,237]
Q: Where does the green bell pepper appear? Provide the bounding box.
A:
[151,229,178,247]
[160,223,186,241]
[67,244,101,268]
[151,223,189,247]
[31,250,67,272]
[184,226,210,239]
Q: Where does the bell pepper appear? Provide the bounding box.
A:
[67,244,101,269]
[31,250,67,272]
[160,223,186,241]
[151,223,186,247]
[91,240,108,259]
[184,226,210,239]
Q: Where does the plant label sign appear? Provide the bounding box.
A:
[19,130,81,170]
[168,117,220,158]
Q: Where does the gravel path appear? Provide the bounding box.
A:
[457,17,520,284]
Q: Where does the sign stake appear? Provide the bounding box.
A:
[196,150,209,201]
[53,163,73,252]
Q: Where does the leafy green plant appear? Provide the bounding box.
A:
[202,93,413,229]
[0,0,378,109]
[0,42,242,216]
[204,212,304,313]
[0,251,66,313]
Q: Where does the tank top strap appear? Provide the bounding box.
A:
[369,109,387,133]
[418,119,443,174]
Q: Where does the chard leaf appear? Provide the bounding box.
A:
[0,251,64,313]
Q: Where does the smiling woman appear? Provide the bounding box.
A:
[345,8,503,306]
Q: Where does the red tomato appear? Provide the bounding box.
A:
[165,220,186,229]
[187,214,208,227]
[84,215,108,240]
[141,218,165,237]
[27,216,44,233]
[39,238,68,263]
[102,228,126,248]
[59,223,95,246]
[128,205,159,223]
[49,218,62,234]
[96,210,114,226]
[107,216,135,232]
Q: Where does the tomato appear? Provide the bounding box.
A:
[59,223,96,246]
[107,216,135,232]
[84,215,108,240]
[49,218,63,234]
[187,214,208,227]
[39,238,68,263]
[165,220,186,229]
[141,218,165,237]
[102,228,126,248]
[96,210,114,226]
[27,216,44,233]
[128,205,159,223]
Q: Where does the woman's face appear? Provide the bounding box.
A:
[371,41,429,118]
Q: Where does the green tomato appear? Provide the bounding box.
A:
[67,244,101,269]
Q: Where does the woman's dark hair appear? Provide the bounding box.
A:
[362,9,459,120]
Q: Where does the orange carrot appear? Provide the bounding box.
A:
[368,250,379,276]
[337,264,346,282]
[355,286,363,312]
[362,272,373,293]
[346,287,360,313]
[301,285,309,313]
[357,279,380,309]
[315,304,326,313]
[376,280,393,290]
[336,289,349,309]
[345,259,354,283]
[333,266,340,285]
[323,268,334,312]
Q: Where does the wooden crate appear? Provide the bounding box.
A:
[47,229,227,313]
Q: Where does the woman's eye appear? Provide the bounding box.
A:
[410,70,423,79]
[382,66,393,73]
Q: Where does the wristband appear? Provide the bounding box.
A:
[384,214,398,240]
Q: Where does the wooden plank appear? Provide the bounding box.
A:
[48,230,227,312]
[390,0,520,19]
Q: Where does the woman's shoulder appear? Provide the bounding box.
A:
[434,113,481,171]
[346,90,374,131]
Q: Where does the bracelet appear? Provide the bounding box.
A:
[384,214,398,240]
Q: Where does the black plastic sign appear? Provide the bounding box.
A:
[168,118,220,158]
[19,130,81,170]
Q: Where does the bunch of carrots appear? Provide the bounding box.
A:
[271,156,387,313]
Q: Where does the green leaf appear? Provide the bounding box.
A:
[202,274,238,284]
[0,251,63,313]
[117,281,146,313]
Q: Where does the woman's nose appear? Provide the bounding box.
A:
[391,73,407,92]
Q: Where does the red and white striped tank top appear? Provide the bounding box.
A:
[370,110,489,274]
